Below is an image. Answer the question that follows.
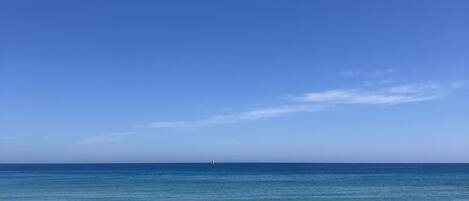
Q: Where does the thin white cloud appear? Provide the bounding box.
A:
[78,132,136,145]
[79,81,460,143]
[360,79,395,87]
[148,105,328,129]
[340,68,396,77]
[148,121,189,129]
[202,104,326,123]
[340,69,361,77]
[449,81,464,89]
[370,68,395,76]
[148,82,457,129]
[387,82,441,94]
[292,82,446,105]
[294,89,437,105]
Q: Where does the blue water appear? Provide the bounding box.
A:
[0,163,468,201]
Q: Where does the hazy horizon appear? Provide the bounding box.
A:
[1,0,468,163]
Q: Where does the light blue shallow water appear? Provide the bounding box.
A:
[0,163,468,201]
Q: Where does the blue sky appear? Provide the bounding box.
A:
[1,0,468,163]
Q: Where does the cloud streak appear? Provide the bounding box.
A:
[371,68,395,76]
[292,82,444,105]
[148,105,328,129]
[148,82,459,129]
[78,132,136,145]
[78,81,461,143]
[340,68,396,77]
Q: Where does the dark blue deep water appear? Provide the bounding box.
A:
[1,163,468,201]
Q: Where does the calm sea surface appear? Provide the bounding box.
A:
[0,163,468,201]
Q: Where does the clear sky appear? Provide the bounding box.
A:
[1,0,468,163]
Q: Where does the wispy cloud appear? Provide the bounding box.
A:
[449,81,464,89]
[78,80,461,143]
[148,121,190,129]
[387,82,440,94]
[78,132,136,145]
[79,106,328,143]
[292,82,449,105]
[293,89,437,105]
[340,69,361,77]
[340,68,396,77]
[149,82,459,129]
[148,105,328,129]
[370,68,395,76]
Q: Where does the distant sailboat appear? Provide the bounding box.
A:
[211,160,215,165]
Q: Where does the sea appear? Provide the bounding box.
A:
[0,163,468,201]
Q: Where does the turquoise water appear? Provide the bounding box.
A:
[0,163,468,201]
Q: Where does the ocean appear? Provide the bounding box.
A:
[0,163,468,201]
